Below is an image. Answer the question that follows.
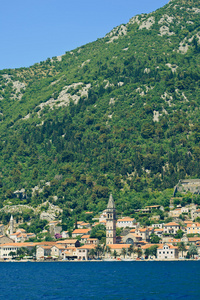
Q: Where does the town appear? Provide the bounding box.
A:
[0,179,200,261]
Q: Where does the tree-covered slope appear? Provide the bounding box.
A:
[0,0,200,221]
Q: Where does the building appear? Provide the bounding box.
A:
[77,244,96,261]
[157,243,178,260]
[62,247,77,260]
[152,223,164,229]
[106,194,116,245]
[51,245,65,259]
[0,242,38,259]
[191,209,200,220]
[122,232,142,245]
[56,239,80,248]
[163,222,180,235]
[186,223,200,235]
[154,228,163,238]
[117,217,136,229]
[71,228,91,238]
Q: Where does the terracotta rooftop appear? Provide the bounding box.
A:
[108,244,132,249]
[164,222,180,226]
[72,229,91,234]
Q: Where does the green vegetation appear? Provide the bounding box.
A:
[0,0,200,227]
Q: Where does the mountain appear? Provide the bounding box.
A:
[0,0,200,225]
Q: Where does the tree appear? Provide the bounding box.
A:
[188,244,198,258]
[128,245,134,257]
[105,245,111,258]
[95,245,103,259]
[150,234,160,244]
[144,248,150,259]
[134,247,142,258]
[89,248,96,259]
[149,245,158,258]
[113,250,118,259]
[9,251,16,259]
[174,230,184,239]
[177,242,186,257]
[121,248,127,258]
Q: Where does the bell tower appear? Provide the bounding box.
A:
[106,194,116,245]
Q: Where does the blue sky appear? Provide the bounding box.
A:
[0,0,169,70]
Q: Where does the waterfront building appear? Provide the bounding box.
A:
[157,243,178,260]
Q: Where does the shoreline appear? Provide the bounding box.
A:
[0,258,199,262]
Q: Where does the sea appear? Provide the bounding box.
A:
[0,261,200,300]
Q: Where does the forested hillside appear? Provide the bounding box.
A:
[0,0,200,226]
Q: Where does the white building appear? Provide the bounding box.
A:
[117,217,136,228]
[163,222,180,235]
[157,244,178,260]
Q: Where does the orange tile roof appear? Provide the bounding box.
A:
[78,244,96,249]
[117,217,134,222]
[81,235,90,239]
[17,228,26,232]
[141,244,159,249]
[139,228,148,232]
[130,229,136,233]
[154,228,163,232]
[56,239,78,244]
[164,222,179,226]
[108,244,132,249]
[157,243,178,250]
[72,229,91,234]
[51,245,65,250]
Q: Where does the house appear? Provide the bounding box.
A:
[86,238,99,245]
[76,222,91,229]
[191,209,200,220]
[77,244,96,261]
[135,228,150,241]
[81,235,90,244]
[9,230,36,243]
[56,239,80,248]
[72,228,91,238]
[36,245,52,259]
[36,242,57,259]
[157,243,178,260]
[154,228,163,238]
[117,217,136,228]
[163,222,180,235]
[62,247,77,260]
[51,245,65,259]
[152,223,164,229]
[186,223,200,235]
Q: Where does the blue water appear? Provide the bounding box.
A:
[0,261,200,300]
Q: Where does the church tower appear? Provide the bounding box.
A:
[106,194,116,245]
